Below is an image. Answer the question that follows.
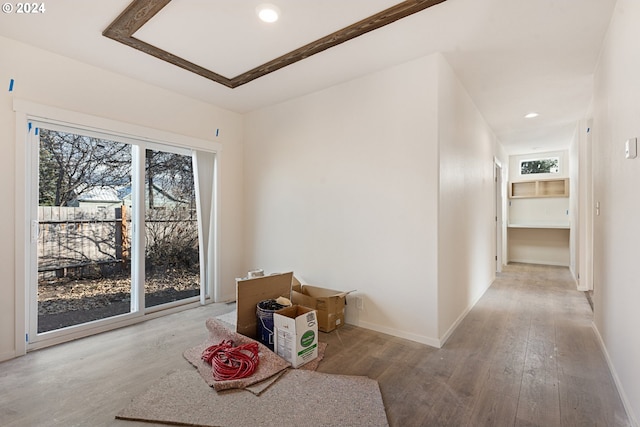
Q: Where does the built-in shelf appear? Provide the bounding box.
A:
[507,222,570,229]
[509,178,569,198]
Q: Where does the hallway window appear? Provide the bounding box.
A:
[520,157,559,175]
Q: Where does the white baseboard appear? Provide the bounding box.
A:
[439,280,492,347]
[591,322,638,427]
[346,277,493,350]
[570,268,586,291]
[217,292,236,303]
[0,350,18,363]
[350,319,442,348]
[440,301,476,347]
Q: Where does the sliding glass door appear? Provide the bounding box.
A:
[30,124,201,339]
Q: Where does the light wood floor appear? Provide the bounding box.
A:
[0,264,631,426]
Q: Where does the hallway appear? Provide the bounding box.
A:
[455,263,630,425]
[0,264,631,426]
[320,263,631,425]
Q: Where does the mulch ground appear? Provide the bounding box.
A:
[37,269,199,333]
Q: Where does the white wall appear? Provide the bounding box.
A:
[0,36,245,361]
[244,55,441,345]
[244,53,505,346]
[436,57,501,339]
[591,0,640,423]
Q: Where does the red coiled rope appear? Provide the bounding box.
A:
[201,340,260,381]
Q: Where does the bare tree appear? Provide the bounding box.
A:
[145,149,195,210]
[39,129,131,206]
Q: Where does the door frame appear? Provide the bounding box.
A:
[494,157,505,273]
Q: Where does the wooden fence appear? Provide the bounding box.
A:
[37,205,198,280]
[37,206,129,279]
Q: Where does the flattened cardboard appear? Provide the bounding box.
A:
[235,272,293,339]
[291,282,352,332]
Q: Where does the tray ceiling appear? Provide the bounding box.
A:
[103,0,446,88]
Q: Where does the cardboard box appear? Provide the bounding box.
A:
[291,280,352,332]
[274,305,318,368]
[235,272,293,339]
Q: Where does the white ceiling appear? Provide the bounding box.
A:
[0,0,617,154]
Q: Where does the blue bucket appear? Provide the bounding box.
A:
[256,299,287,351]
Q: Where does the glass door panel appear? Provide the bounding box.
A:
[144,149,200,308]
[37,128,133,333]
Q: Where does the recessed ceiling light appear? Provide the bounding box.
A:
[257,4,280,23]
[524,112,539,119]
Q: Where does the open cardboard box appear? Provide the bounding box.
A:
[235,272,353,338]
[291,277,353,332]
[274,305,318,368]
[235,272,293,339]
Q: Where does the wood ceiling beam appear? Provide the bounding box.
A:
[103,0,448,89]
